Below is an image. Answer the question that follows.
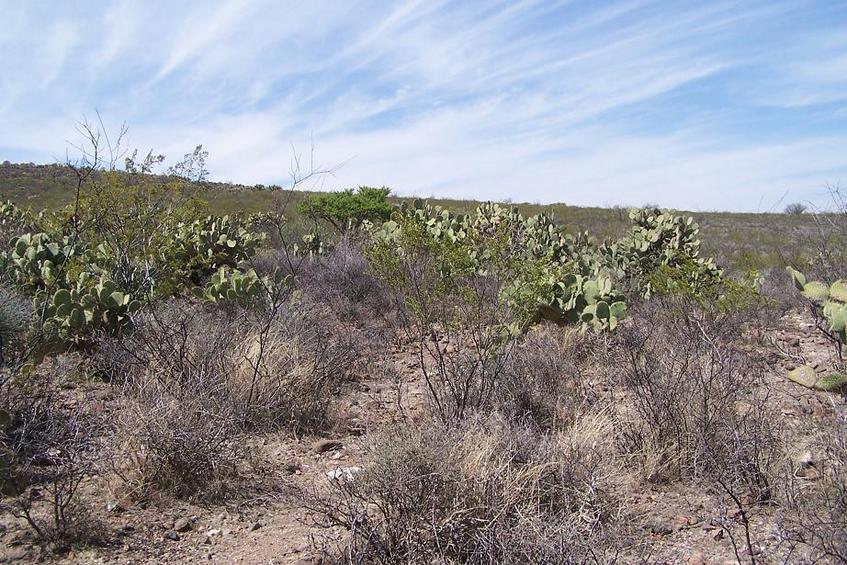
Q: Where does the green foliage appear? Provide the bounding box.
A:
[191,266,280,305]
[602,207,722,299]
[0,166,266,347]
[0,200,35,235]
[164,215,263,286]
[371,201,619,331]
[6,232,76,292]
[369,202,724,333]
[787,266,847,345]
[298,186,392,233]
[368,214,477,321]
[37,274,141,344]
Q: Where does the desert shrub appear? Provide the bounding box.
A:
[785,202,808,215]
[96,301,244,501]
[368,210,618,424]
[494,323,597,430]
[97,296,362,434]
[0,359,104,549]
[369,214,520,421]
[615,297,781,495]
[298,186,392,233]
[298,235,392,325]
[647,258,786,338]
[781,406,847,562]
[794,187,847,282]
[754,267,795,319]
[0,284,33,367]
[232,301,364,431]
[306,412,631,564]
[109,371,244,501]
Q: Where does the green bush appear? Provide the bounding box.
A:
[0,165,267,348]
[787,266,847,351]
[298,186,392,233]
[368,201,719,333]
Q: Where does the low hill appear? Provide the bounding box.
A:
[0,160,819,272]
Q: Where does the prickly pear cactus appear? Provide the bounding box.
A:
[787,266,847,345]
[7,232,76,292]
[167,215,263,282]
[192,267,271,305]
[0,200,27,230]
[375,202,628,331]
[295,231,325,257]
[37,273,141,343]
[600,208,721,298]
[537,272,626,330]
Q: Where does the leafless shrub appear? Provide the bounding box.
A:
[795,185,847,282]
[615,298,781,493]
[0,374,105,549]
[298,235,392,326]
[614,300,783,563]
[495,323,597,430]
[0,284,33,370]
[780,406,847,562]
[304,412,631,564]
[756,267,795,319]
[785,202,808,215]
[109,371,244,502]
[232,300,364,432]
[97,297,363,435]
[410,275,517,422]
[94,299,242,389]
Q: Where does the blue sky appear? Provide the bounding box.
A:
[1,0,846,211]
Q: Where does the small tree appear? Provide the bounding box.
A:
[785,202,807,215]
[298,186,392,233]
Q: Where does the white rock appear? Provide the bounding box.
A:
[326,466,362,482]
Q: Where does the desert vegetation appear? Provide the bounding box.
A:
[1,135,847,564]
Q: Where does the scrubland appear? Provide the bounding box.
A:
[1,153,846,564]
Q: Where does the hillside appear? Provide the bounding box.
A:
[2,161,846,563]
[0,161,819,273]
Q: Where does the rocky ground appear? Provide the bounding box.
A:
[0,310,844,564]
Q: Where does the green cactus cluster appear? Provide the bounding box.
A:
[0,200,26,227]
[6,232,76,292]
[787,266,847,345]
[191,267,267,305]
[372,201,621,330]
[295,231,325,257]
[370,202,723,332]
[167,215,263,282]
[602,208,721,298]
[37,273,141,343]
[577,276,628,330]
[526,270,626,329]
[0,211,267,347]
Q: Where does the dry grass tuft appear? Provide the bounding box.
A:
[305,411,633,564]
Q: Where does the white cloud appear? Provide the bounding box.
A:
[1,0,846,211]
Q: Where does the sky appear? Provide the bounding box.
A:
[1,0,846,211]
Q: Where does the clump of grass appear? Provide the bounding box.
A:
[305,412,633,564]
